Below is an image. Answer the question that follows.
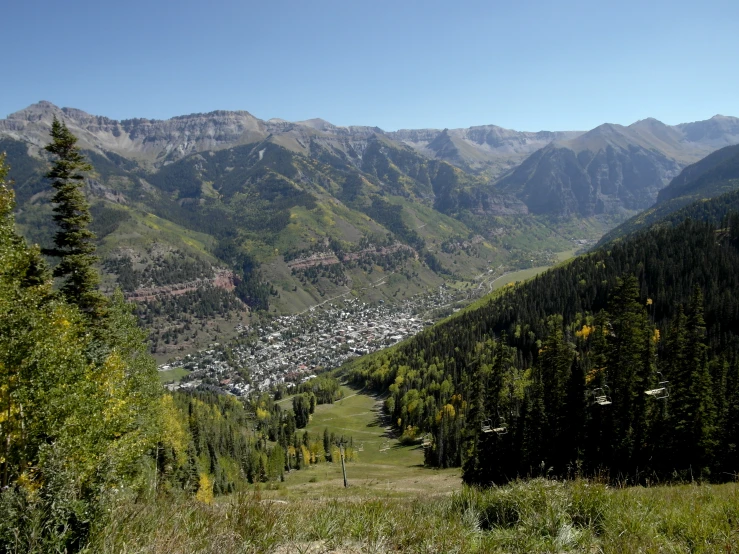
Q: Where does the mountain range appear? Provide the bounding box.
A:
[4,102,739,217]
[3,101,739,347]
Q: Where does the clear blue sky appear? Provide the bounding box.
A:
[3,0,738,131]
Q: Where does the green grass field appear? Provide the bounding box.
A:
[489,248,577,292]
[93,477,739,553]
[272,386,460,499]
[157,366,190,384]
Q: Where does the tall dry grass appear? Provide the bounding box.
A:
[83,479,739,553]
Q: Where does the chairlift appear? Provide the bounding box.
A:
[492,418,508,435]
[645,372,669,400]
[481,418,493,433]
[592,385,612,406]
[492,407,508,434]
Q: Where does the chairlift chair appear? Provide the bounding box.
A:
[380,441,390,452]
[358,443,364,452]
[593,386,612,406]
[481,418,493,433]
[421,434,432,448]
[645,372,669,400]
[492,418,508,435]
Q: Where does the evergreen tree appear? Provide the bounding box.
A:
[0,154,162,551]
[461,367,482,484]
[43,117,106,319]
[539,316,574,472]
[685,287,716,475]
[607,276,647,474]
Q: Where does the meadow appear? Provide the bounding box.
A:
[273,386,460,498]
[89,476,739,553]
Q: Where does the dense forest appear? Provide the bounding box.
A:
[349,193,739,484]
[157,389,357,496]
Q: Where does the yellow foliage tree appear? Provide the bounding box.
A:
[195,473,213,504]
[298,444,311,465]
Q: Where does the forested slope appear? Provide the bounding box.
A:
[348,203,739,484]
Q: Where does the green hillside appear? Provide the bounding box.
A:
[347,195,739,483]
[2,132,610,324]
[4,135,739,554]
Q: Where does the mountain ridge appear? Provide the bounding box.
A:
[494,114,739,216]
[5,102,738,192]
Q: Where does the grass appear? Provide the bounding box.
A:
[273,386,460,498]
[158,366,191,383]
[99,209,217,261]
[489,248,577,292]
[87,479,739,553]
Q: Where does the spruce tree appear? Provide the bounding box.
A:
[685,287,716,475]
[43,117,106,319]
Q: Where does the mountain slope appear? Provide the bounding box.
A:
[598,144,739,244]
[5,102,738,325]
[389,125,583,178]
[494,116,739,216]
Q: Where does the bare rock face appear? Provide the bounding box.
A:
[472,193,529,216]
[1,101,271,163]
[677,115,739,149]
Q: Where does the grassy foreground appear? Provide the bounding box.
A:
[87,479,739,553]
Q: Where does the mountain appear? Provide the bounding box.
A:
[656,143,739,204]
[4,102,737,360]
[494,116,739,216]
[598,144,739,244]
[3,103,609,363]
[389,125,583,178]
[2,102,567,180]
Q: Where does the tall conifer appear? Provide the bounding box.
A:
[43,117,106,319]
[685,287,716,474]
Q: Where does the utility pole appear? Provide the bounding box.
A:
[339,440,348,488]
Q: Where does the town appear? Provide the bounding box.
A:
[160,283,470,396]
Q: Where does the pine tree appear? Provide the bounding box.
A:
[685,287,716,475]
[607,276,647,473]
[539,316,574,472]
[43,117,106,319]
[1,154,162,550]
[461,359,485,484]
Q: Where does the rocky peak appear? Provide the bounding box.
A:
[678,115,739,146]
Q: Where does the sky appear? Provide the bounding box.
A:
[3,0,739,132]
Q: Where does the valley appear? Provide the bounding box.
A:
[5,1,739,551]
[4,104,739,554]
[159,247,578,395]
